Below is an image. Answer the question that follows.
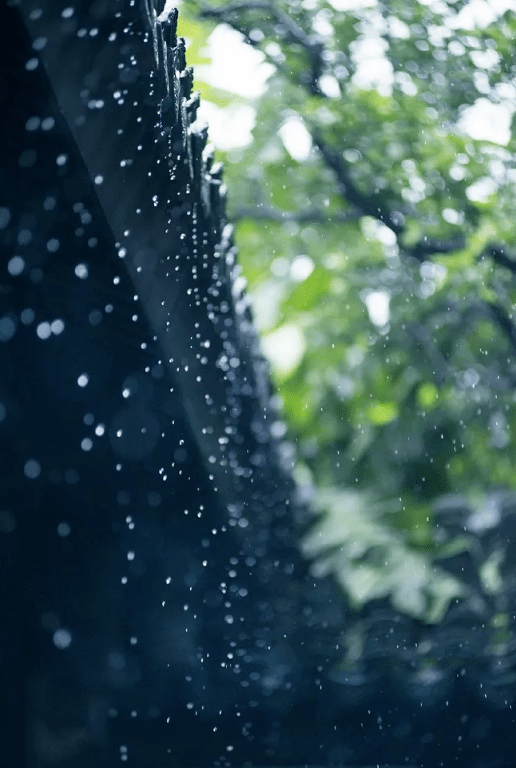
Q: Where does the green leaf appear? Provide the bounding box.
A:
[366,401,398,425]
[284,267,331,312]
[480,550,505,595]
[417,382,439,409]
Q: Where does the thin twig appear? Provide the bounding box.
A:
[310,128,404,235]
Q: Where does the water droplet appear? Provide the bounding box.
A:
[20,308,35,325]
[24,459,41,479]
[36,322,51,340]
[75,263,88,279]
[57,522,71,537]
[50,319,65,335]
[53,628,72,649]
[7,256,25,277]
[0,316,17,342]
[46,238,60,252]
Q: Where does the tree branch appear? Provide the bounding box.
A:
[409,236,466,260]
[199,1,324,94]
[310,128,404,236]
[486,245,516,276]
[485,301,516,358]
[311,129,479,261]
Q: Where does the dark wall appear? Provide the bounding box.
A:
[0,2,308,765]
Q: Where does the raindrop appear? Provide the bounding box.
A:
[7,256,25,276]
[41,117,55,131]
[50,319,65,335]
[36,323,52,339]
[20,309,35,325]
[47,238,60,252]
[0,316,17,342]
[0,207,11,229]
[89,310,102,325]
[32,37,47,51]
[53,629,72,649]
[17,229,32,246]
[24,459,41,479]
[25,116,40,131]
[75,263,88,279]
[57,522,71,537]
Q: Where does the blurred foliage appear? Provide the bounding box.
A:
[301,488,467,623]
[179,0,516,623]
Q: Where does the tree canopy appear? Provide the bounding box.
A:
[178,0,516,625]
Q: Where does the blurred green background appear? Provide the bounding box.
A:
[176,0,516,626]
